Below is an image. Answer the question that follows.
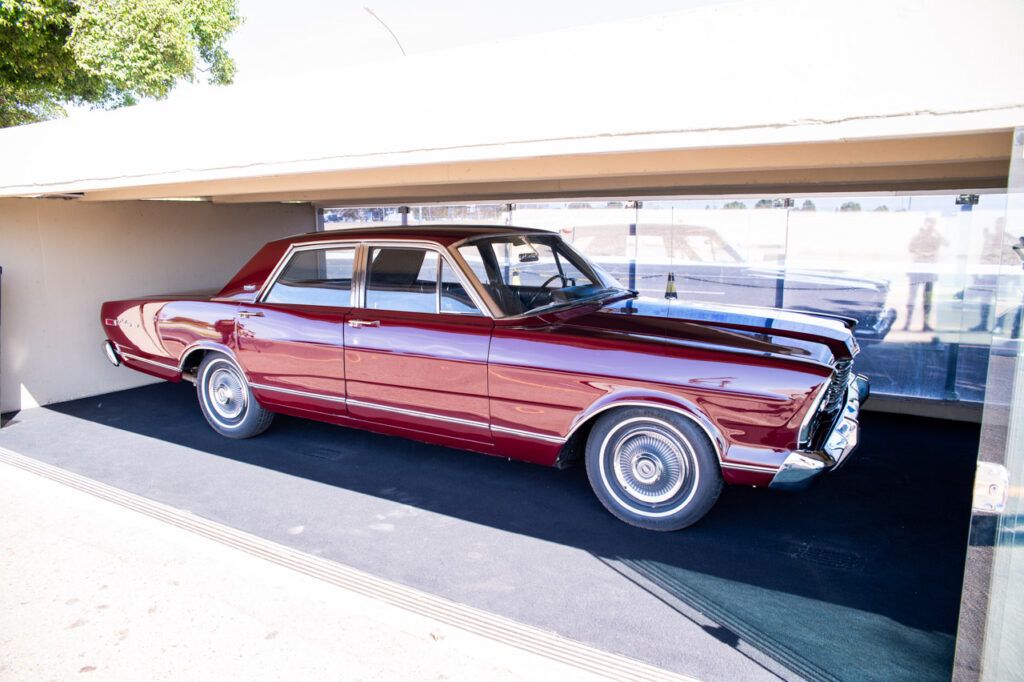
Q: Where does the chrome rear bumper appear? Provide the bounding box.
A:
[103,340,121,367]
[769,374,869,490]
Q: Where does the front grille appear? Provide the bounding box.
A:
[823,360,852,412]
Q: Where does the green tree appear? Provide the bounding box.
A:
[754,199,774,209]
[873,205,890,212]
[722,201,747,210]
[801,200,816,211]
[0,0,242,127]
[839,202,862,212]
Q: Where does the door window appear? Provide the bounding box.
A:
[440,259,480,315]
[365,247,439,313]
[263,247,355,306]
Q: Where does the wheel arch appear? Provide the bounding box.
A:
[560,393,726,467]
[178,341,239,379]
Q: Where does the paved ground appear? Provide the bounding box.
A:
[0,461,628,682]
[0,383,981,681]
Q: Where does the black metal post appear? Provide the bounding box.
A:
[628,223,637,292]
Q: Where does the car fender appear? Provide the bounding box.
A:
[178,340,242,377]
[565,390,727,465]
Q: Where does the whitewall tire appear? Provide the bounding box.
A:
[196,352,274,439]
[585,406,722,531]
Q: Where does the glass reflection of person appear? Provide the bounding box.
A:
[904,217,946,332]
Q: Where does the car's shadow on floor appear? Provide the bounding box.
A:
[34,382,977,682]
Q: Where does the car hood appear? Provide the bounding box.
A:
[556,296,858,366]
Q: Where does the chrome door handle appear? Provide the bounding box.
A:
[348,319,380,328]
[237,310,265,318]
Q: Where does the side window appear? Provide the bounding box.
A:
[366,247,438,313]
[264,247,355,306]
[440,260,480,315]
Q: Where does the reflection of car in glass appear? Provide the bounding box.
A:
[568,224,897,341]
[101,226,868,531]
[933,231,1024,339]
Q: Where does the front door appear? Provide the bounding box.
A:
[343,245,493,445]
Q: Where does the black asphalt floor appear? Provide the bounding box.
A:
[0,383,979,682]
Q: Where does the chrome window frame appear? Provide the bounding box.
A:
[256,241,362,308]
[359,240,489,316]
[255,238,489,317]
[363,244,442,314]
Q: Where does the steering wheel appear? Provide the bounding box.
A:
[524,274,568,308]
[538,274,568,289]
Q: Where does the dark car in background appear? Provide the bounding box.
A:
[568,224,897,340]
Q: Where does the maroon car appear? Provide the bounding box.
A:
[101,226,868,530]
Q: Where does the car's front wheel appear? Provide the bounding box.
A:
[196,352,273,438]
[585,406,722,531]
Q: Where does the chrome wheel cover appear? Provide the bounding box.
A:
[206,365,247,422]
[598,416,700,517]
[612,429,687,503]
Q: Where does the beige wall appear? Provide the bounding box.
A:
[0,198,312,413]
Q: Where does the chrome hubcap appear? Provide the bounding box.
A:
[208,367,246,420]
[632,455,663,483]
[613,429,687,504]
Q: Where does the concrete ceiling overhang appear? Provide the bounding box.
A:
[1,0,1022,205]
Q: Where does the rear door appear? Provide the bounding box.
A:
[234,244,355,415]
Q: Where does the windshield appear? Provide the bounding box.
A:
[457,234,626,317]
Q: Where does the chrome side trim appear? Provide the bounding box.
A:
[564,401,726,466]
[491,424,566,444]
[720,462,779,474]
[209,374,570,445]
[249,383,348,405]
[176,341,236,372]
[120,351,178,372]
[352,242,368,310]
[346,399,491,431]
[767,452,830,491]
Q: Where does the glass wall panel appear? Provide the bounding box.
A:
[513,201,638,288]
[324,193,1010,403]
[323,204,510,228]
[960,128,1024,681]
[323,206,406,227]
[634,201,789,305]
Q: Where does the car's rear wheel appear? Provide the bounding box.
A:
[196,352,273,438]
[585,406,722,531]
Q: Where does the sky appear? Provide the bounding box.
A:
[118,0,720,113]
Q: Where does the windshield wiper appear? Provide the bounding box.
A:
[525,287,635,316]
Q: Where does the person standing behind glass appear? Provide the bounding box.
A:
[904,217,946,332]
[970,218,1005,332]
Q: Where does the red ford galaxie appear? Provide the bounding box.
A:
[101,226,868,530]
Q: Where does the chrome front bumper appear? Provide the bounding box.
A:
[769,374,869,490]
